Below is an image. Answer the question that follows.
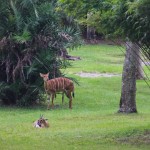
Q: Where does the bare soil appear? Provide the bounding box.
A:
[76,72,121,78]
[117,130,150,145]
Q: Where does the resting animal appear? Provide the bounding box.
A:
[33,115,49,128]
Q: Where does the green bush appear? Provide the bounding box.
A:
[0,0,81,106]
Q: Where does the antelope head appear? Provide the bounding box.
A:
[38,115,49,128]
[40,72,49,82]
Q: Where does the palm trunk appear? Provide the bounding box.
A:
[86,12,95,40]
[119,42,137,113]
[135,44,145,79]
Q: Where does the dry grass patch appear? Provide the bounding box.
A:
[117,130,150,145]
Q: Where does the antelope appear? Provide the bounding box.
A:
[40,72,74,109]
[33,115,49,128]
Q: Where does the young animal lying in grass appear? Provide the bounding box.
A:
[33,115,49,128]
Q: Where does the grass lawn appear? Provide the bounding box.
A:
[0,44,150,150]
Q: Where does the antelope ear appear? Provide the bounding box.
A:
[40,73,43,77]
[47,72,50,76]
[40,114,43,118]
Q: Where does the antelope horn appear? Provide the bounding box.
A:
[40,114,43,119]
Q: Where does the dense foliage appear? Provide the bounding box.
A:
[0,0,81,106]
[59,0,150,58]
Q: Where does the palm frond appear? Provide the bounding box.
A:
[13,28,31,43]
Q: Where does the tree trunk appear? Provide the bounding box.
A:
[135,44,145,79]
[86,13,95,40]
[119,42,137,113]
[87,26,95,40]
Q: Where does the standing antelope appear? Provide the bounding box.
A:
[40,72,74,109]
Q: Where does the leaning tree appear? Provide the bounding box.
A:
[94,0,150,113]
[58,0,150,113]
[0,0,81,106]
[107,0,150,113]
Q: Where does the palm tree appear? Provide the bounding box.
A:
[115,0,150,113]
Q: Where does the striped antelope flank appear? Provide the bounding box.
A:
[40,72,74,109]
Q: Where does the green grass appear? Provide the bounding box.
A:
[0,44,150,150]
[66,44,125,74]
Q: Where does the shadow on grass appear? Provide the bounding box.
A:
[0,103,70,111]
[116,130,150,145]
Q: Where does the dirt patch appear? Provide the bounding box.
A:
[142,62,150,66]
[84,39,123,45]
[117,131,150,145]
[76,72,121,78]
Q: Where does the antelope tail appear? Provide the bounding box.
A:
[72,92,75,98]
